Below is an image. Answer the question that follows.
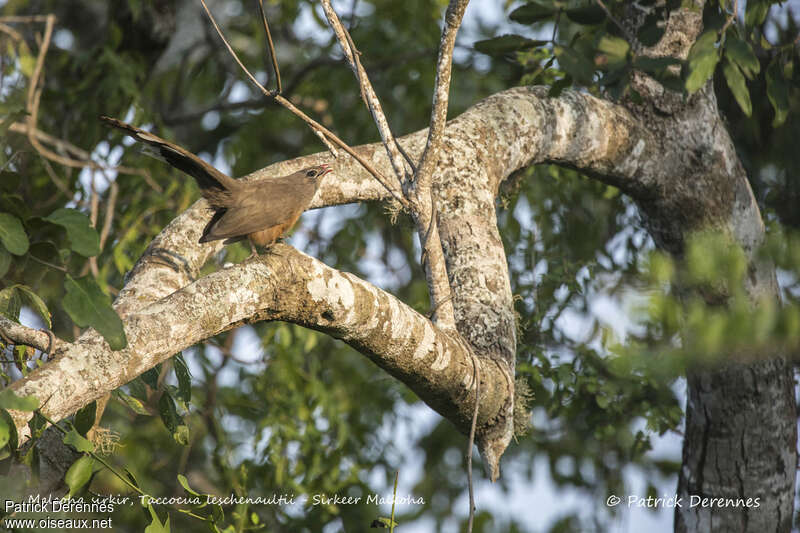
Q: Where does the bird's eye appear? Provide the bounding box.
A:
[306,170,317,178]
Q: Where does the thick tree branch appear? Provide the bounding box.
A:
[8,246,508,469]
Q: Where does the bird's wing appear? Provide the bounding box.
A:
[202,178,316,241]
[100,116,239,197]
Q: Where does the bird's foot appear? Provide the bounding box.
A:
[264,244,285,258]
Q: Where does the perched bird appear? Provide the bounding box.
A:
[100,116,331,257]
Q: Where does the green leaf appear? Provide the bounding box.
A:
[0,245,11,278]
[43,208,100,257]
[0,287,21,321]
[744,0,769,28]
[125,468,141,489]
[766,60,789,127]
[63,427,94,453]
[174,354,192,404]
[686,31,720,93]
[722,59,752,116]
[0,390,39,411]
[0,170,23,193]
[633,56,681,76]
[177,473,201,496]
[509,2,556,24]
[565,5,605,25]
[724,34,760,79]
[638,14,666,46]
[28,411,47,439]
[74,401,97,437]
[597,35,630,68]
[0,418,9,449]
[13,285,51,328]
[114,389,150,415]
[0,213,29,255]
[0,409,18,451]
[62,275,127,350]
[549,74,573,97]
[144,504,170,533]
[65,455,94,498]
[19,51,36,78]
[371,517,399,528]
[303,331,318,353]
[141,366,160,389]
[474,35,547,56]
[554,46,595,85]
[158,392,189,446]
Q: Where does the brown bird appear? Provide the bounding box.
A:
[100,116,331,257]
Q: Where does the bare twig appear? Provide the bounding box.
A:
[257,0,282,94]
[88,171,101,276]
[414,0,469,189]
[163,50,434,125]
[24,14,55,155]
[90,170,100,227]
[99,180,119,250]
[0,21,23,41]
[319,0,458,330]
[197,0,409,209]
[8,16,161,192]
[466,350,480,533]
[38,155,73,199]
[0,316,62,354]
[594,0,638,50]
[13,121,158,190]
[719,0,739,36]
[314,129,339,157]
[0,15,52,23]
[319,0,411,181]
[10,122,86,160]
[28,253,67,272]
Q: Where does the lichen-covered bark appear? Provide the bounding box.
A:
[11,246,505,442]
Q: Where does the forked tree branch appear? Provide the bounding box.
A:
[414,0,470,190]
[319,0,412,182]
[319,0,468,330]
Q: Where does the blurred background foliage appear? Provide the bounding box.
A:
[0,0,798,531]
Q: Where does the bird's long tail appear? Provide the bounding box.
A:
[100,116,238,203]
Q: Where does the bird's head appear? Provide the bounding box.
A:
[299,164,332,185]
